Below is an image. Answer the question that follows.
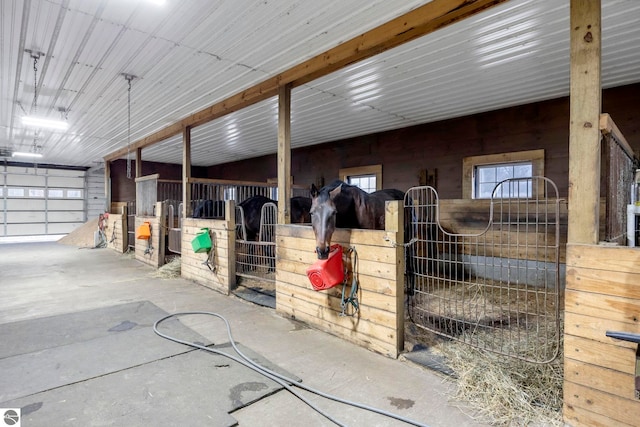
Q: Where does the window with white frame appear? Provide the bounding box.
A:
[339,165,382,193]
[462,149,544,199]
[474,161,533,199]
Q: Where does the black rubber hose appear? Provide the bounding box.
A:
[153,311,430,427]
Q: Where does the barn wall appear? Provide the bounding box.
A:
[110,159,206,203]
[276,201,404,357]
[207,83,640,197]
[564,244,640,427]
[180,205,236,294]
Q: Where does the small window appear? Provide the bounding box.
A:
[463,149,544,199]
[339,165,382,193]
[474,162,532,199]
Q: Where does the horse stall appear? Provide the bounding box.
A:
[132,174,180,268]
[276,201,406,357]
[178,178,310,297]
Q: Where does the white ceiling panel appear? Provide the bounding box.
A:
[1,0,638,167]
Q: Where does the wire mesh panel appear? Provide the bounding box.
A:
[405,177,561,363]
[235,203,277,281]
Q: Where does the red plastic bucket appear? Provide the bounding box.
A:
[306,244,344,291]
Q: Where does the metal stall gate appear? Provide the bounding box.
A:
[126,200,136,252]
[404,177,561,363]
[235,202,277,282]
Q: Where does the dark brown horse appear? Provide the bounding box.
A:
[309,180,406,259]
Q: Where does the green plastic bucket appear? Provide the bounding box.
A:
[191,228,212,253]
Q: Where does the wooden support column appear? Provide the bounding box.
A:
[135,147,142,179]
[104,160,111,213]
[568,0,602,244]
[182,126,192,219]
[278,84,292,224]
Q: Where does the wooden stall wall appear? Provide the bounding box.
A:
[206,83,640,198]
[134,202,165,268]
[180,202,235,295]
[564,244,640,427]
[276,202,404,357]
[106,208,127,253]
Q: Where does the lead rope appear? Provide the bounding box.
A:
[340,247,359,317]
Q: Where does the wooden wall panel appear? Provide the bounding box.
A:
[275,201,404,357]
[564,243,640,427]
[134,204,164,268]
[105,212,127,253]
[180,216,235,295]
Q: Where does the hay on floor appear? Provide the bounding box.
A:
[151,256,181,279]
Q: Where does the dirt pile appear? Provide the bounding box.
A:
[58,217,102,248]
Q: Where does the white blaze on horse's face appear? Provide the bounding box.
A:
[310,184,341,259]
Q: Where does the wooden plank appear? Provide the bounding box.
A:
[277,224,398,248]
[567,0,602,244]
[104,0,509,162]
[563,381,639,426]
[566,267,640,299]
[277,270,398,312]
[599,113,634,158]
[565,289,640,326]
[565,311,639,350]
[564,334,636,375]
[564,400,636,427]
[276,297,397,357]
[278,84,291,225]
[567,243,640,274]
[565,358,637,400]
[182,126,192,218]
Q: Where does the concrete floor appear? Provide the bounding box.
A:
[0,242,487,427]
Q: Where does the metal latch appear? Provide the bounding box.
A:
[606,331,640,399]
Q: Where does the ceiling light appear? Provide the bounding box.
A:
[147,0,166,5]
[12,151,43,158]
[22,116,69,131]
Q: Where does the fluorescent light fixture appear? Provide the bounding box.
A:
[147,0,166,5]
[21,116,69,131]
[12,151,43,158]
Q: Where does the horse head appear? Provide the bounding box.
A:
[310,183,342,259]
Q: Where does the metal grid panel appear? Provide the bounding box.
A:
[236,202,277,282]
[405,177,561,363]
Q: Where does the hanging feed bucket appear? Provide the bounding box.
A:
[191,228,212,253]
[136,221,151,240]
[306,244,344,291]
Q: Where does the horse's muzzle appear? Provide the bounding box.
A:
[316,247,329,260]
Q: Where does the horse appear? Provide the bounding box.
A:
[237,195,312,241]
[237,195,312,273]
[309,180,406,259]
[192,199,226,219]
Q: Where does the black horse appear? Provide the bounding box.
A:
[237,195,312,241]
[309,180,406,259]
[192,199,226,219]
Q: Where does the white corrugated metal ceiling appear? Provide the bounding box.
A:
[1,0,639,168]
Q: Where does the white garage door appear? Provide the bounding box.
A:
[0,165,88,242]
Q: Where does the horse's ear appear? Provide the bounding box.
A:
[310,184,318,197]
[329,184,342,200]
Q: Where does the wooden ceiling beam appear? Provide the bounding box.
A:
[104,0,509,163]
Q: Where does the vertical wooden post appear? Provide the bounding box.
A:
[386,200,405,354]
[278,84,292,224]
[568,0,602,244]
[104,160,111,213]
[182,126,192,219]
[135,147,142,179]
